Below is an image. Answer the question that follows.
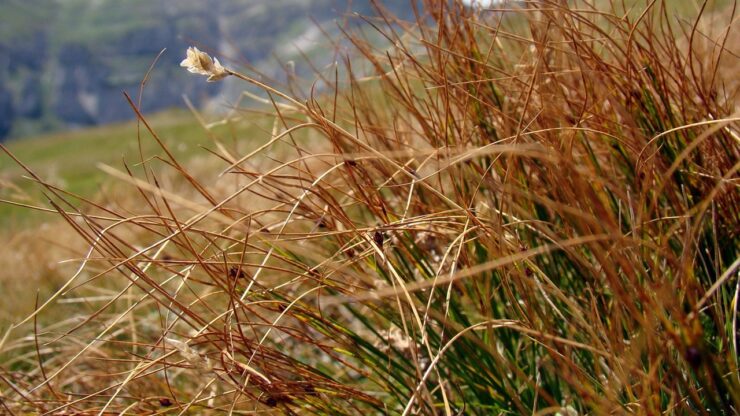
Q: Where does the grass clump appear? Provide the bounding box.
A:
[1,0,739,414]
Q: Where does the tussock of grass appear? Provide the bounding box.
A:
[1,0,739,414]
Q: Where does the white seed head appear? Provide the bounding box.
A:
[180,46,229,82]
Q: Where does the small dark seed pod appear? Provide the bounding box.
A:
[229,266,245,279]
[685,346,701,368]
[373,230,384,248]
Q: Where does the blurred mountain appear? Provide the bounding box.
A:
[0,0,412,140]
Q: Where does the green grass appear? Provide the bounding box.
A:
[0,108,271,228]
[0,106,273,328]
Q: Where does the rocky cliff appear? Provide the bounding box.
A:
[0,0,411,140]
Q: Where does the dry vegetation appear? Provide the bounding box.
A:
[1,0,739,414]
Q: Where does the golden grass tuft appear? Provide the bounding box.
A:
[1,0,739,414]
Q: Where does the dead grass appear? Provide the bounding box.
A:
[1,0,739,414]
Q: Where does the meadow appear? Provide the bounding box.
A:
[1,0,738,414]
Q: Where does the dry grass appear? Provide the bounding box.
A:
[1,0,739,414]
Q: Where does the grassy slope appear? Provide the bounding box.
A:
[0,109,257,227]
[0,111,191,322]
[0,107,269,326]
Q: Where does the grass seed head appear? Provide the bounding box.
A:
[180,46,229,82]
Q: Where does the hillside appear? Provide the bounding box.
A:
[0,0,410,139]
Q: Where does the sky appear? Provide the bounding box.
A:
[461,0,502,7]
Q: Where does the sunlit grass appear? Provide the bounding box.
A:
[0,0,738,414]
[0,109,268,228]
